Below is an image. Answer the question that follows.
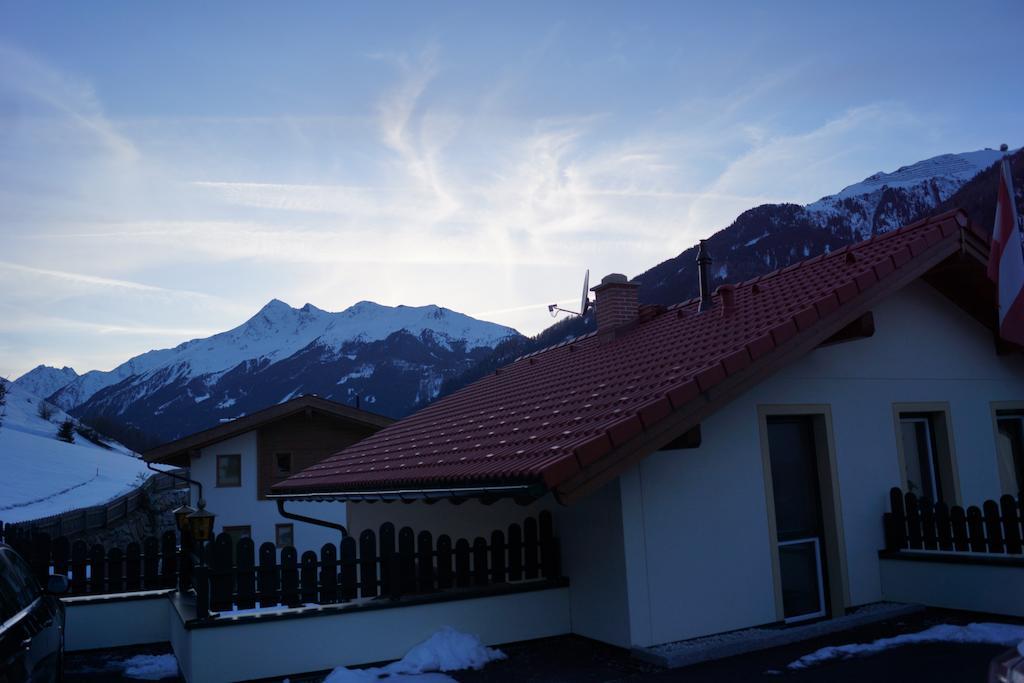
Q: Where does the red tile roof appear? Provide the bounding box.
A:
[273,210,990,503]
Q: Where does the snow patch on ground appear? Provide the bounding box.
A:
[118,654,180,679]
[788,622,1024,670]
[324,626,506,682]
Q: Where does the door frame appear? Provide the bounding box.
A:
[757,404,850,622]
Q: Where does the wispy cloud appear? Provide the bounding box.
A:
[0,261,211,298]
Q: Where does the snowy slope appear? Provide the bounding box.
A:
[0,381,153,524]
[11,365,78,401]
[51,300,518,410]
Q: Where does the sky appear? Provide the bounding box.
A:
[1,1,1022,378]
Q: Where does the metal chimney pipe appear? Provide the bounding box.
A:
[697,240,713,312]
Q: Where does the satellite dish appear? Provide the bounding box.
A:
[549,270,592,318]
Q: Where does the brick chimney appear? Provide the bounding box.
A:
[591,273,639,331]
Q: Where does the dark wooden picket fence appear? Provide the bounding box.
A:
[0,525,189,596]
[193,511,561,618]
[1,512,563,619]
[883,487,1024,555]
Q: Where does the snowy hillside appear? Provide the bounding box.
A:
[0,381,153,524]
[11,365,78,401]
[44,300,521,449]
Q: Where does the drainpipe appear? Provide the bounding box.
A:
[276,500,348,539]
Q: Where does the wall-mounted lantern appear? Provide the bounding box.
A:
[172,504,196,532]
[186,500,216,542]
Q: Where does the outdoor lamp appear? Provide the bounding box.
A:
[172,503,196,531]
[186,501,216,541]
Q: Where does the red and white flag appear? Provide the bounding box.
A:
[987,156,1024,346]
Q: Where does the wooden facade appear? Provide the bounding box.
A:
[256,411,378,500]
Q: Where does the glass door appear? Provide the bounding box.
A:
[767,416,828,623]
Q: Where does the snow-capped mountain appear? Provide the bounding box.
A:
[52,300,520,449]
[637,147,1015,306]
[0,380,152,524]
[11,365,79,402]
[439,146,1023,401]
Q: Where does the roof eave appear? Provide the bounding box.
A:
[267,482,548,503]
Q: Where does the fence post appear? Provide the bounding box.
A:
[257,542,279,607]
[358,529,378,599]
[236,538,256,610]
[340,537,357,601]
[281,547,300,607]
[417,531,434,593]
[320,543,338,605]
[1002,495,1022,554]
[983,500,1004,553]
[300,551,318,604]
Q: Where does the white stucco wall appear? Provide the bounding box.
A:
[345,496,553,541]
[621,281,1024,647]
[172,588,571,683]
[63,593,172,651]
[191,432,349,552]
[879,556,1024,616]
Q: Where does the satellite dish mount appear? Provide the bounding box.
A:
[548,270,592,318]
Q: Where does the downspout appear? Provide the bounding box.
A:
[276,499,348,539]
[146,460,204,505]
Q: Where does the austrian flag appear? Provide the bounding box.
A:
[987,155,1024,346]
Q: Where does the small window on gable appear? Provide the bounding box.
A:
[995,409,1024,496]
[898,411,956,504]
[217,454,241,487]
[276,452,292,475]
[276,523,294,549]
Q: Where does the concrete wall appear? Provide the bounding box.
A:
[192,432,348,551]
[880,556,1024,616]
[557,479,632,648]
[172,588,571,683]
[63,592,172,651]
[621,282,1024,647]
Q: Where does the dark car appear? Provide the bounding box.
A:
[0,543,68,682]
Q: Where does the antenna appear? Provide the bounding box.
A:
[548,269,592,318]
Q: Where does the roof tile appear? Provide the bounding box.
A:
[272,210,970,496]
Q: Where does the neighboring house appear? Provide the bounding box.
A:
[144,395,392,551]
[272,209,1024,650]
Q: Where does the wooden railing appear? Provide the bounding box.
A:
[194,511,561,618]
[0,511,563,619]
[883,487,1023,555]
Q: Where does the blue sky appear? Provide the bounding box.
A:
[1,1,1021,378]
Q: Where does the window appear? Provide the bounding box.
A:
[276,524,294,549]
[275,452,292,475]
[217,454,241,487]
[897,410,956,504]
[996,409,1024,496]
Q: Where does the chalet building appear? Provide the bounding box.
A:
[144,395,392,551]
[273,210,1024,650]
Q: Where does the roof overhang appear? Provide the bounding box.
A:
[267,482,548,504]
[143,395,394,464]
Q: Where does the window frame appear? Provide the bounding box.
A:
[991,401,1024,496]
[216,453,242,487]
[275,523,295,549]
[892,403,961,505]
